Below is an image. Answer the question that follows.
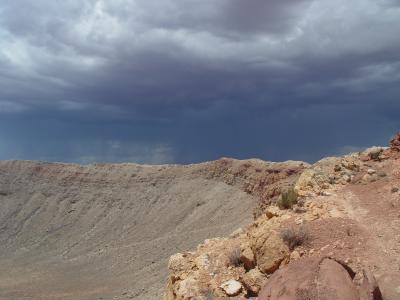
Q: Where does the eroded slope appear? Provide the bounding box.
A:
[0,158,305,299]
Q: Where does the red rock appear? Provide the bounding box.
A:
[390,133,400,151]
[258,257,381,300]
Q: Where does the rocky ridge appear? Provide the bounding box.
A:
[165,135,400,300]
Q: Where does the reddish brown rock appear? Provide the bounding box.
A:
[358,270,383,300]
[258,257,381,300]
[390,133,400,151]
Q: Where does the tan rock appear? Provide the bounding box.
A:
[240,247,255,270]
[168,253,187,272]
[294,169,317,196]
[195,254,210,270]
[175,277,200,299]
[241,268,267,295]
[341,157,360,171]
[229,227,244,238]
[295,169,331,197]
[255,232,289,274]
[290,250,301,261]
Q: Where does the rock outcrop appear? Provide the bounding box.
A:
[165,138,400,300]
[258,256,382,300]
[390,133,400,151]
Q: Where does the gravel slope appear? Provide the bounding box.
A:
[0,159,271,299]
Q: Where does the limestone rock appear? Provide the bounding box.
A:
[175,277,201,299]
[341,157,360,172]
[290,250,300,261]
[294,169,331,197]
[168,253,187,272]
[240,246,255,270]
[230,227,244,238]
[220,279,242,296]
[195,254,210,270]
[241,268,267,295]
[255,231,289,274]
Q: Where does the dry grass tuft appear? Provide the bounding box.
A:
[281,226,309,250]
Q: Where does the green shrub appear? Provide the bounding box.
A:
[277,188,298,209]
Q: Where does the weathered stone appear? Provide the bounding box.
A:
[255,232,289,274]
[259,257,364,300]
[290,250,301,261]
[241,268,267,295]
[358,270,383,300]
[220,279,242,296]
[229,227,244,238]
[168,253,187,272]
[240,247,255,270]
[195,254,210,269]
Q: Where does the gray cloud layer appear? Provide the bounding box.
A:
[0,0,399,163]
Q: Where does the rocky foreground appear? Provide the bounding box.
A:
[165,135,400,299]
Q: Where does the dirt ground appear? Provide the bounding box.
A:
[298,153,400,300]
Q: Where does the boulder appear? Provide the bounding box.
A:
[258,257,381,300]
[240,246,255,270]
[295,169,331,197]
[241,268,267,295]
[255,231,289,274]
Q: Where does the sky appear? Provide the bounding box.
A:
[0,0,400,164]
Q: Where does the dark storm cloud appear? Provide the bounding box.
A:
[0,0,400,163]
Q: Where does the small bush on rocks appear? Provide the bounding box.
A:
[281,226,308,250]
[228,247,241,267]
[277,188,298,209]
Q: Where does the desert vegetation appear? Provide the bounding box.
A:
[277,187,298,209]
